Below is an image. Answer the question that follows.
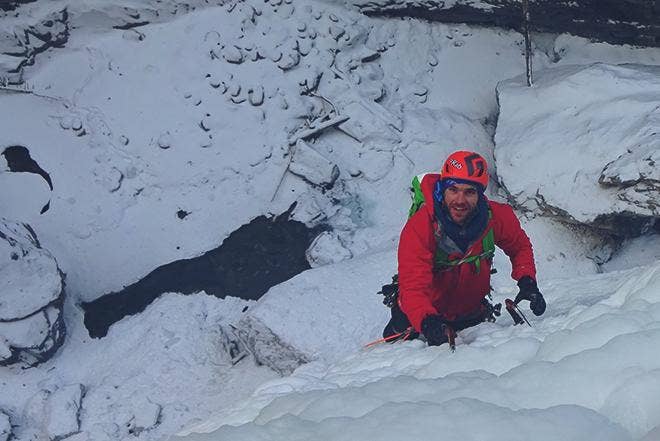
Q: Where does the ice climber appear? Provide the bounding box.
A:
[382,150,546,346]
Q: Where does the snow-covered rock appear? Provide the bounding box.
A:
[0,7,69,82]
[305,231,353,267]
[0,1,239,80]
[126,398,162,436]
[0,221,60,320]
[288,140,340,188]
[45,384,84,441]
[234,315,310,375]
[495,63,660,236]
[0,219,65,366]
[23,384,84,441]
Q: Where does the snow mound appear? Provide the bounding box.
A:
[0,219,65,366]
[233,250,394,373]
[1,292,279,441]
[495,63,660,236]
[180,262,660,441]
[193,399,629,441]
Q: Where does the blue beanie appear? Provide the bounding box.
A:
[433,178,484,204]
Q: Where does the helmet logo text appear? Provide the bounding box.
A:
[449,159,463,170]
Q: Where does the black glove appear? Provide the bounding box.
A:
[421,314,449,346]
[515,276,546,316]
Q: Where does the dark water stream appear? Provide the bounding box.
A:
[82,205,325,338]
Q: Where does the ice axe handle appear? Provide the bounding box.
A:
[444,325,456,352]
[505,298,531,327]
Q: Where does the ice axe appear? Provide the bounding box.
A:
[505,298,531,327]
[444,324,457,352]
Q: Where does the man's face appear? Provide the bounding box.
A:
[443,183,479,225]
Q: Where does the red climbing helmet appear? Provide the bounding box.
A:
[441,150,489,189]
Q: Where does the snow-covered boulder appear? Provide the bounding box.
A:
[46,384,84,440]
[235,250,394,374]
[0,7,69,82]
[0,219,65,367]
[495,63,660,236]
[305,231,353,267]
[289,140,340,188]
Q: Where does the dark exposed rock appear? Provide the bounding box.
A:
[355,0,660,48]
[592,212,658,237]
[0,0,37,12]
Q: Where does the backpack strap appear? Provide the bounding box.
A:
[408,174,428,218]
[434,210,495,274]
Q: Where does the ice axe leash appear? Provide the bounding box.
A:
[364,327,414,348]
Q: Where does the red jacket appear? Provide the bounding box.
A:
[398,174,536,332]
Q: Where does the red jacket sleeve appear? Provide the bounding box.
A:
[490,202,537,281]
[397,209,438,332]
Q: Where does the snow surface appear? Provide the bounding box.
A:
[179,263,660,441]
[5,0,658,303]
[1,0,660,440]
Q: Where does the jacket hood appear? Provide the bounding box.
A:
[419,173,441,215]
